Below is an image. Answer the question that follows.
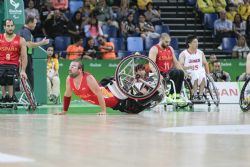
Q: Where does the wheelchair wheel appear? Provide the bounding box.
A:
[115,55,161,100]
[206,74,220,106]
[239,78,250,112]
[21,78,37,111]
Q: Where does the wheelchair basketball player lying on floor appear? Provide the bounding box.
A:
[55,54,165,115]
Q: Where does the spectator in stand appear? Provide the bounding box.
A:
[227,0,244,8]
[93,0,119,28]
[239,0,250,20]
[233,13,246,37]
[25,0,40,23]
[213,0,227,12]
[84,15,103,39]
[66,36,84,60]
[121,12,140,38]
[144,2,162,26]
[138,14,160,39]
[117,0,130,21]
[210,60,231,82]
[214,10,233,49]
[46,46,60,104]
[97,35,117,60]
[43,9,68,39]
[80,0,92,25]
[226,3,238,22]
[246,15,250,46]
[137,0,152,14]
[39,1,54,24]
[25,0,42,37]
[197,0,216,13]
[51,0,68,10]
[129,1,140,24]
[208,54,218,72]
[84,37,100,60]
[232,35,250,58]
[67,11,85,43]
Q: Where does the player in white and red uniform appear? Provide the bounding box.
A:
[179,35,209,100]
[0,19,27,102]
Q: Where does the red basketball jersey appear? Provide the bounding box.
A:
[0,34,21,66]
[155,44,173,73]
[69,72,119,108]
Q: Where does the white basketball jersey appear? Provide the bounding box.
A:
[182,49,205,73]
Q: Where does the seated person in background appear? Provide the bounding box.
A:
[144,2,162,26]
[210,60,231,82]
[47,46,60,104]
[226,3,238,22]
[138,14,160,39]
[197,0,216,13]
[239,0,250,20]
[97,35,117,60]
[214,10,233,48]
[232,13,246,37]
[84,15,103,39]
[232,35,250,58]
[213,0,227,13]
[179,35,209,101]
[84,37,99,59]
[66,36,84,60]
[208,54,217,72]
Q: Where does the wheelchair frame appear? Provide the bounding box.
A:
[0,77,37,111]
[239,77,250,112]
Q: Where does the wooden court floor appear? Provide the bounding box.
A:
[0,104,250,167]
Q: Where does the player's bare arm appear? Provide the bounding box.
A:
[20,37,28,79]
[87,75,107,115]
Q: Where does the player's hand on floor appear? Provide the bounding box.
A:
[97,111,107,115]
[54,111,66,115]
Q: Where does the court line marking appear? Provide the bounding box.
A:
[159,125,250,135]
[0,152,34,163]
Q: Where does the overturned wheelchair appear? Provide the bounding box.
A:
[0,76,37,111]
[239,77,250,112]
[101,54,165,113]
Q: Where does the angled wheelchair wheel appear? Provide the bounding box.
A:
[115,55,161,100]
[206,74,220,106]
[21,78,37,111]
[240,78,250,112]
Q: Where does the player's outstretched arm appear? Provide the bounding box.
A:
[54,76,72,115]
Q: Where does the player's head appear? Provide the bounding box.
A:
[160,33,171,49]
[135,64,146,79]
[25,16,37,30]
[69,61,84,78]
[3,19,15,35]
[186,35,198,49]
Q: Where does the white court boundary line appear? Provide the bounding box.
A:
[159,125,250,135]
[0,152,34,163]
